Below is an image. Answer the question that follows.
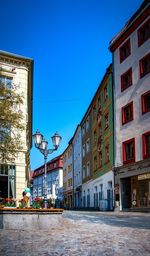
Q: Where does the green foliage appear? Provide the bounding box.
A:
[0,81,25,163]
[18,200,28,209]
[32,201,41,209]
[0,198,16,207]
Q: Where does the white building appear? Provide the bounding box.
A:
[82,171,114,210]
[110,1,150,210]
[0,51,33,201]
[72,125,82,208]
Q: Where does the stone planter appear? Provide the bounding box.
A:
[0,208,63,230]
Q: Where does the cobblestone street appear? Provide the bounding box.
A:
[0,211,150,256]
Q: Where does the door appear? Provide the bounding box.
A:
[107,189,113,210]
[121,177,131,209]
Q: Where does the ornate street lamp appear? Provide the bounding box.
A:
[33,130,62,208]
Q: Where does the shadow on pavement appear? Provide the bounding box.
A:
[63,211,150,230]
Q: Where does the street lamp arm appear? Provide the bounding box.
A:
[39,147,57,157]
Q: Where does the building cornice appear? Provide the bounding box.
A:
[109,3,150,52]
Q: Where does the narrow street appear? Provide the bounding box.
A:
[0,211,150,256]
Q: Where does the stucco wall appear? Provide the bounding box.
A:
[113,17,150,167]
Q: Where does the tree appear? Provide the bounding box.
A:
[0,80,25,163]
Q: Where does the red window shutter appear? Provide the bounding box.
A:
[123,142,126,162]
[122,107,125,124]
[142,134,146,159]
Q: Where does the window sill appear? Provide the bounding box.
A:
[122,118,133,125]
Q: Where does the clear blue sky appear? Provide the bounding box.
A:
[1,0,143,170]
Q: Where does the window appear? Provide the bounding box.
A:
[93,105,97,119]
[104,113,109,130]
[94,156,98,171]
[121,68,132,92]
[123,138,135,164]
[86,139,90,153]
[122,101,134,125]
[104,84,108,101]
[86,162,90,177]
[120,39,131,63]
[94,130,97,146]
[138,19,150,47]
[82,124,85,136]
[99,122,102,136]
[0,126,11,143]
[86,116,89,131]
[68,148,72,158]
[68,178,72,187]
[82,144,85,157]
[98,96,101,110]
[140,53,150,78]
[63,169,67,177]
[68,164,72,173]
[105,145,110,163]
[142,131,150,159]
[83,166,86,179]
[0,76,12,89]
[142,90,150,114]
[99,151,102,167]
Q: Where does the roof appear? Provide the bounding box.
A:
[109,0,150,51]
[30,171,34,180]
[0,50,33,62]
[33,154,63,172]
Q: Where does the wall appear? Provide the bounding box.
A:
[113,17,150,167]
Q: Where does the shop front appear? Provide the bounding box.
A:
[115,160,150,211]
[132,173,150,208]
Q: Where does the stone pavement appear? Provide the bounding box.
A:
[0,210,150,256]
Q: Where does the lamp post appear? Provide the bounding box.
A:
[32,130,62,208]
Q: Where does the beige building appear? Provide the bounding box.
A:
[0,51,33,201]
[63,139,73,209]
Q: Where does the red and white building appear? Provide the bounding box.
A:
[32,155,63,207]
[110,1,150,210]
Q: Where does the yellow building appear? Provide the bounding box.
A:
[0,51,33,201]
[63,140,73,209]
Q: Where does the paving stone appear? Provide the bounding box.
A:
[0,211,150,256]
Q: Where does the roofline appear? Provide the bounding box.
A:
[62,63,112,149]
[109,1,150,51]
[0,50,33,62]
[33,154,63,172]
[80,63,112,126]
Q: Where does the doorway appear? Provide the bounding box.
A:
[121,177,131,209]
[0,176,8,198]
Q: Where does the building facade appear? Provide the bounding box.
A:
[33,155,63,207]
[81,109,92,208]
[72,125,82,208]
[0,51,33,201]
[110,1,150,210]
[81,64,114,210]
[63,141,73,209]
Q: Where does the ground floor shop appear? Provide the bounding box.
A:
[74,186,82,208]
[63,190,73,209]
[115,159,150,211]
[82,171,114,210]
